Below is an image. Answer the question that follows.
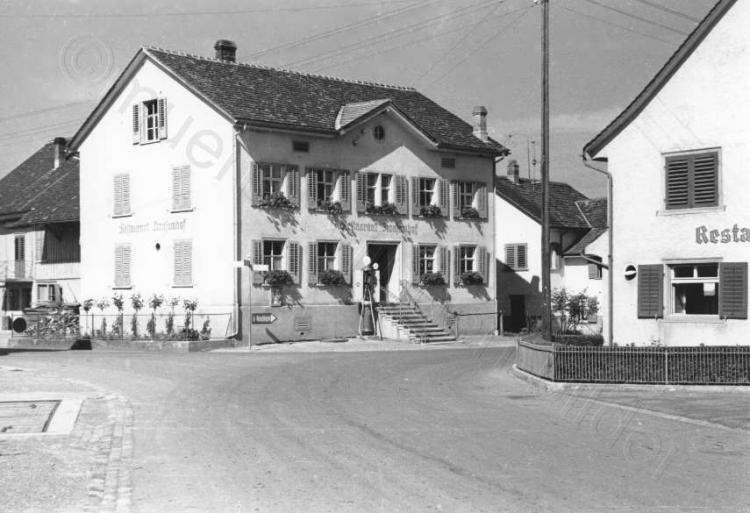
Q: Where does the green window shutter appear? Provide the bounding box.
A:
[438,179,449,216]
[395,175,409,215]
[637,264,664,319]
[476,182,488,219]
[286,165,300,207]
[287,241,301,284]
[251,162,262,206]
[355,172,367,213]
[157,98,168,140]
[692,152,718,207]
[307,168,318,211]
[339,171,351,212]
[132,104,140,144]
[174,240,192,286]
[665,156,689,209]
[411,243,420,284]
[307,242,318,285]
[342,243,353,284]
[719,262,747,319]
[439,246,449,283]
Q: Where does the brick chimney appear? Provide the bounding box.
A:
[214,40,237,63]
[53,137,67,170]
[472,105,488,142]
[507,159,520,184]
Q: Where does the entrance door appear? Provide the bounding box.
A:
[367,243,398,303]
[509,295,526,333]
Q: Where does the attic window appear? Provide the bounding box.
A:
[441,157,456,169]
[373,125,385,141]
[292,140,309,153]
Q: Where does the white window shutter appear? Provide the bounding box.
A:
[251,162,262,206]
[157,98,168,140]
[476,182,488,218]
[286,165,300,207]
[356,172,367,213]
[342,243,353,284]
[115,244,131,288]
[288,242,301,284]
[451,180,459,220]
[307,168,318,211]
[395,175,408,215]
[438,179,450,216]
[412,243,420,284]
[132,104,140,144]
[505,245,515,270]
[36,230,44,263]
[439,246,449,282]
[252,240,264,285]
[411,176,419,211]
[307,242,318,285]
[339,171,351,212]
[453,245,461,285]
[172,166,191,211]
[174,240,192,286]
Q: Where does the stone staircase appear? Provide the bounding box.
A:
[376,303,456,343]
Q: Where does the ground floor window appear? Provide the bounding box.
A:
[37,284,57,303]
[317,242,337,272]
[2,285,31,311]
[670,263,719,315]
[419,245,436,276]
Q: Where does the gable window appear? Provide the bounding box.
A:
[172,166,191,212]
[504,243,528,271]
[132,98,167,144]
[292,140,310,153]
[251,163,300,208]
[665,151,719,210]
[356,171,407,215]
[173,239,193,287]
[307,168,351,212]
[113,173,131,217]
[114,244,132,288]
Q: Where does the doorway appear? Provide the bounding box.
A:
[367,243,399,303]
[509,295,526,333]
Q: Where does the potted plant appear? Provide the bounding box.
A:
[460,271,484,285]
[317,198,344,215]
[82,298,94,337]
[266,270,294,286]
[166,296,180,338]
[419,204,442,218]
[460,206,480,219]
[420,271,446,286]
[147,294,164,339]
[259,192,296,210]
[182,298,199,339]
[130,293,144,339]
[95,298,109,338]
[365,201,399,216]
[111,293,124,337]
[318,269,347,286]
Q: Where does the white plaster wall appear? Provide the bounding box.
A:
[603,0,750,345]
[79,59,236,317]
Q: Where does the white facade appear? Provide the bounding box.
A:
[589,0,748,345]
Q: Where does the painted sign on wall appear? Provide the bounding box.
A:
[118,219,187,235]
[695,224,750,244]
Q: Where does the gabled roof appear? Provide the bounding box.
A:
[70,46,508,157]
[565,228,607,256]
[335,99,392,130]
[495,176,591,229]
[584,0,738,159]
[0,141,79,226]
[575,197,607,229]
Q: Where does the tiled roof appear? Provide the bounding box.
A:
[495,176,590,229]
[0,141,79,226]
[144,48,508,156]
[335,99,391,130]
[565,228,607,256]
[575,197,607,228]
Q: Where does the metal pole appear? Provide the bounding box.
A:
[541,0,552,341]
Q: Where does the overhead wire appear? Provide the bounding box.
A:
[559,5,674,45]
[628,0,701,23]
[576,0,690,36]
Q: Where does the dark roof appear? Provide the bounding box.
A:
[584,0,737,158]
[575,197,607,228]
[565,228,607,256]
[494,176,591,229]
[140,48,507,156]
[0,141,79,226]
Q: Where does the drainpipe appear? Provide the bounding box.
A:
[582,152,613,347]
[232,126,242,342]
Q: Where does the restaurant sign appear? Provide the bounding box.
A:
[695,224,750,244]
[119,218,187,234]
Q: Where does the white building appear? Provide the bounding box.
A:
[0,138,80,323]
[68,40,507,344]
[495,163,607,333]
[584,0,747,346]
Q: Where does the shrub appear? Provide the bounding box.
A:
[552,334,604,346]
[319,269,347,286]
[552,288,600,335]
[460,206,480,219]
[266,270,294,286]
[259,192,295,209]
[420,272,446,286]
[82,299,94,313]
[419,204,442,218]
[460,271,484,285]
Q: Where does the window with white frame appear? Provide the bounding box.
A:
[417,178,436,208]
[364,173,393,206]
[315,169,336,204]
[670,263,719,315]
[317,242,337,272]
[252,163,300,207]
[457,181,475,211]
[459,246,476,274]
[419,245,436,276]
[261,164,283,199]
[132,98,167,144]
[263,240,285,271]
[37,284,57,303]
[307,168,350,212]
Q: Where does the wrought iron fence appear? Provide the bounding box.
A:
[517,340,750,385]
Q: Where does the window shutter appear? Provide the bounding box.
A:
[356,172,367,213]
[172,166,191,211]
[252,240,263,285]
[395,175,409,215]
[114,174,130,216]
[307,168,318,211]
[157,98,168,140]
[342,243,353,284]
[121,174,131,215]
[251,162,262,206]
[288,241,302,284]
[692,152,718,207]
[174,240,192,286]
[719,262,747,319]
[588,263,598,280]
[477,246,488,281]
[504,245,515,270]
[476,182,488,218]
[115,244,131,288]
[411,176,419,211]
[132,104,140,144]
[339,171,351,212]
[517,244,527,270]
[665,156,689,209]
[411,243,420,284]
[637,264,664,319]
[453,245,461,286]
[439,246,449,283]
[36,230,44,263]
[451,180,458,220]
[438,179,450,216]
[307,242,318,285]
[286,165,300,207]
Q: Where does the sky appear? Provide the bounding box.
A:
[0,0,720,198]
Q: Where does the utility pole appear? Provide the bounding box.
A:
[540,0,552,340]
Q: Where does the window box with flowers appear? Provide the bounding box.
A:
[460,206,480,219]
[264,269,294,287]
[317,198,344,216]
[419,204,443,218]
[420,272,446,287]
[365,201,399,216]
[460,271,484,286]
[259,192,296,210]
[318,269,347,286]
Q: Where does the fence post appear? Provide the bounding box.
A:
[664,347,669,385]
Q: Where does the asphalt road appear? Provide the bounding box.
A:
[5,347,750,512]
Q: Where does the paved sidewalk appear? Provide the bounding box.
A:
[0,360,133,513]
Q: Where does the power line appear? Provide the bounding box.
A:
[560,5,674,45]
[629,0,701,23]
[0,1,415,19]
[0,102,90,124]
[283,0,500,69]
[247,0,439,58]
[577,0,689,36]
